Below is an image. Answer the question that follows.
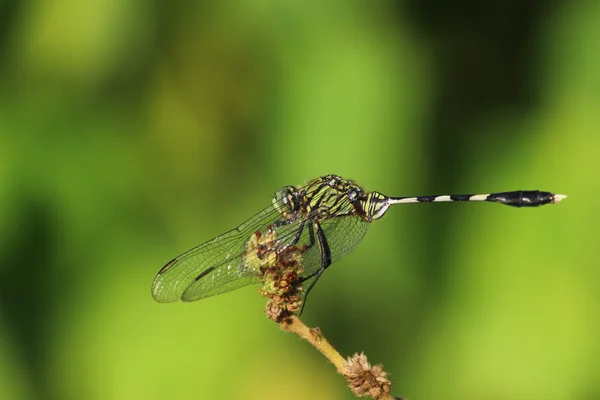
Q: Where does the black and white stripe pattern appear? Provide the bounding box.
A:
[387,190,567,207]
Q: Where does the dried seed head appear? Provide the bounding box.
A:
[259,242,305,322]
[344,352,392,399]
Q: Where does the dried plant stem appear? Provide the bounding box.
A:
[281,315,398,400]
[281,315,347,374]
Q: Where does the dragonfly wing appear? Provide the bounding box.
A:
[322,215,369,265]
[284,215,369,303]
[181,254,261,302]
[279,215,369,282]
[181,214,308,301]
[151,203,286,303]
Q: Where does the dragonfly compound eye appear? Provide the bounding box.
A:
[273,185,300,218]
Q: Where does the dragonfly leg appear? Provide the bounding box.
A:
[280,216,316,250]
[286,220,306,247]
[299,221,331,314]
[292,218,316,249]
[307,220,315,248]
[270,217,307,251]
[271,217,296,229]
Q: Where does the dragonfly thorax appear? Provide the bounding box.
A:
[272,176,394,224]
[301,176,363,218]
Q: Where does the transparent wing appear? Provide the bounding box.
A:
[322,215,370,265]
[296,215,370,281]
[180,214,370,303]
[152,182,371,304]
[152,202,287,303]
[180,213,307,302]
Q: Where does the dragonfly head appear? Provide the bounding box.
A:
[351,191,391,222]
[273,185,301,219]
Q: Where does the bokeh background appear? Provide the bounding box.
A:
[0,1,597,399]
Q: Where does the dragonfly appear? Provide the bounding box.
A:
[151,174,566,309]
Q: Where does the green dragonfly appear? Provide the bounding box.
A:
[151,174,565,308]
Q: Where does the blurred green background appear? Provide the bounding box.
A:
[0,1,597,399]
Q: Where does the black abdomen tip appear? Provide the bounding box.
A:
[488,190,556,207]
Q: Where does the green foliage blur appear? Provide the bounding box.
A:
[0,2,597,399]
